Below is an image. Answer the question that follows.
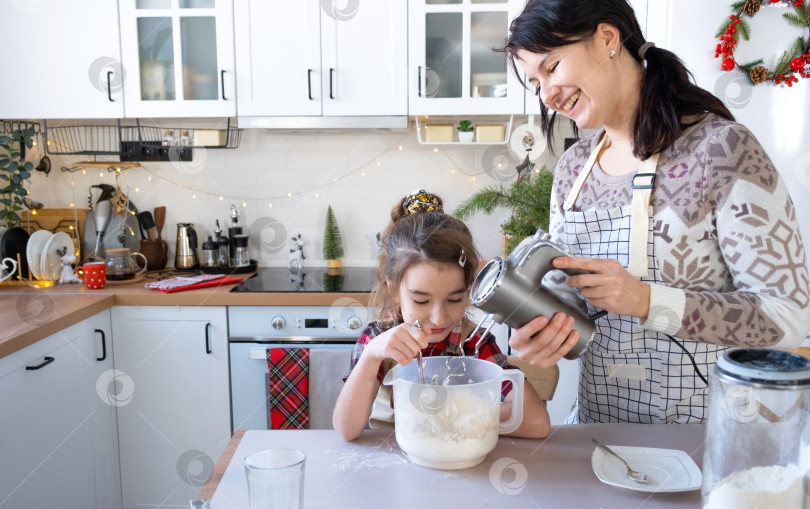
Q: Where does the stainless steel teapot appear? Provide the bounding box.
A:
[469,230,596,359]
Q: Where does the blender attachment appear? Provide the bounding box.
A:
[91,199,113,261]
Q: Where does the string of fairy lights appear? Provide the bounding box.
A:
[53,131,521,210]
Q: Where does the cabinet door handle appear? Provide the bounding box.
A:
[95,328,107,361]
[205,322,212,354]
[307,69,313,100]
[329,68,335,99]
[26,356,55,371]
[220,70,227,101]
[418,66,422,97]
[107,71,115,102]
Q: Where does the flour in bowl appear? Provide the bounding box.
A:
[395,387,499,467]
[704,463,804,509]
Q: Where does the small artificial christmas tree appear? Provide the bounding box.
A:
[323,205,344,270]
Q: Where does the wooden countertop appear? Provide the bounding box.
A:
[0,270,371,360]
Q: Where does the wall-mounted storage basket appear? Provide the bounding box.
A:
[42,118,242,160]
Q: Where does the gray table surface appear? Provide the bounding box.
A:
[210,424,705,508]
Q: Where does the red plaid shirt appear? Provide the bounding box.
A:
[344,317,516,397]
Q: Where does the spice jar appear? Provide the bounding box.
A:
[201,236,218,267]
[702,349,810,508]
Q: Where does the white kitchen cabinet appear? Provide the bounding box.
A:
[0,310,120,509]
[234,0,407,118]
[409,0,525,116]
[111,306,230,509]
[118,0,236,118]
[0,1,124,119]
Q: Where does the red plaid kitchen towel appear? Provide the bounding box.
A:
[267,348,309,430]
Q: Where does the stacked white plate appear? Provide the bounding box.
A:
[40,232,74,282]
[26,230,53,280]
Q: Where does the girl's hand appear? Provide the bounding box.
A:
[509,313,580,368]
[363,323,429,366]
[553,256,650,319]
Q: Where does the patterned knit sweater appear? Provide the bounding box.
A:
[547,114,810,348]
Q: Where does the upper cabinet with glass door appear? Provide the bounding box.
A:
[409,0,525,115]
[119,0,236,118]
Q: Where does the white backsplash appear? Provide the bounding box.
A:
[29,119,565,267]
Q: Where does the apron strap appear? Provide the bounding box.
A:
[627,154,658,277]
[564,133,660,278]
[563,133,609,211]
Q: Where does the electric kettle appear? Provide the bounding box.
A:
[175,223,199,270]
[469,230,596,359]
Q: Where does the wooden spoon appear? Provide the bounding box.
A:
[153,206,166,241]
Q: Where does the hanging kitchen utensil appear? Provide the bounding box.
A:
[34,156,51,176]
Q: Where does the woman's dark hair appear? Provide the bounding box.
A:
[370,193,480,326]
[502,0,734,159]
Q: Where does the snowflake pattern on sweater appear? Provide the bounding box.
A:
[547,114,809,348]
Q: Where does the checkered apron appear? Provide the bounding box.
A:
[563,134,725,424]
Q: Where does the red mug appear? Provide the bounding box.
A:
[82,261,106,289]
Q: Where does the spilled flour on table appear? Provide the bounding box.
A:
[327,437,409,472]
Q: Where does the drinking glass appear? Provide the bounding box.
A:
[244,449,305,509]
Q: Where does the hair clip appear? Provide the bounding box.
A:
[458,249,466,268]
[403,189,443,215]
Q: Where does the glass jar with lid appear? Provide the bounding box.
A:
[702,348,810,508]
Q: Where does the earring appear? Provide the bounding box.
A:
[609,49,616,59]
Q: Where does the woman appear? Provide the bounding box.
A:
[503,0,810,424]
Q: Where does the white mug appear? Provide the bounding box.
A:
[1,257,18,283]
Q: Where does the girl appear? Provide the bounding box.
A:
[333,190,550,441]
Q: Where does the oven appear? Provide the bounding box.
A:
[228,302,370,431]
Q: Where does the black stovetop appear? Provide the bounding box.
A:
[230,267,376,293]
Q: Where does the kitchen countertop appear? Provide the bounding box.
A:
[0,270,371,359]
[199,424,707,508]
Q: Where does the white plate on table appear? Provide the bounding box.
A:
[591,445,702,493]
[39,231,74,282]
[26,229,53,280]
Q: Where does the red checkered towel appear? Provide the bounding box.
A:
[267,348,309,430]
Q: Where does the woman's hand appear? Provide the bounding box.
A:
[509,313,580,368]
[363,323,429,366]
[553,256,650,319]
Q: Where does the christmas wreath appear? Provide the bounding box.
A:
[715,0,810,86]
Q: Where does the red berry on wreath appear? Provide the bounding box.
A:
[790,58,804,72]
[721,58,735,71]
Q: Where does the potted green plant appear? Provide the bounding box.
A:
[453,168,554,255]
[0,127,35,229]
[323,205,345,273]
[457,120,475,143]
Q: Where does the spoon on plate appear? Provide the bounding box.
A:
[592,438,650,484]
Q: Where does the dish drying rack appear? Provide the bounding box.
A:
[43,118,242,165]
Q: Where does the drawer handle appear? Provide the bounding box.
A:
[26,356,55,371]
[96,328,107,361]
[205,322,212,354]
